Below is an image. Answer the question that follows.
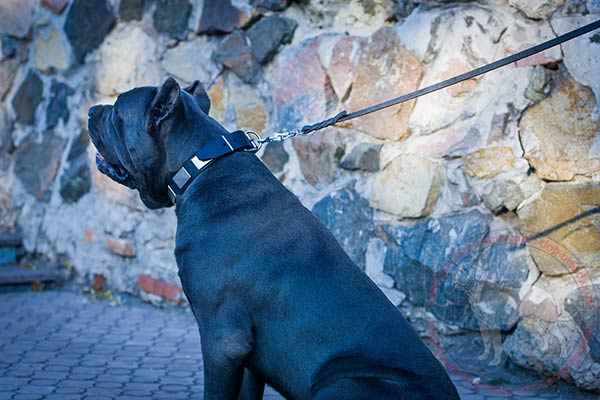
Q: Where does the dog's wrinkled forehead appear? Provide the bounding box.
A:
[113,86,157,119]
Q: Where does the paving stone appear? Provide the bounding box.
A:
[16,385,55,395]
[0,384,19,392]
[54,387,85,394]
[153,391,190,399]
[84,387,123,396]
[45,395,81,400]
[12,394,45,400]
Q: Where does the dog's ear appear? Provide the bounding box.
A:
[148,77,182,132]
[183,80,211,115]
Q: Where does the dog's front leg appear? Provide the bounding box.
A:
[200,317,255,400]
[238,368,265,400]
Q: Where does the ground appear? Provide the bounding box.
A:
[0,286,598,400]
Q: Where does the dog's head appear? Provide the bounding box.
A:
[88,77,216,209]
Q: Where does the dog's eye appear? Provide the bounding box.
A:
[111,109,124,130]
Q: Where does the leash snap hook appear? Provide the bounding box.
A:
[244,130,263,152]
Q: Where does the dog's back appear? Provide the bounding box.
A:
[176,153,459,399]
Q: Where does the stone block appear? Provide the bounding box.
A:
[153,0,192,40]
[0,0,35,38]
[371,154,444,217]
[313,185,373,268]
[520,70,600,181]
[34,23,70,73]
[12,71,43,126]
[64,0,117,63]
[138,274,183,304]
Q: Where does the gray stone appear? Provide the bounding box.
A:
[64,0,117,63]
[312,185,373,268]
[153,0,192,40]
[379,209,492,329]
[60,131,91,204]
[197,0,242,34]
[46,81,74,129]
[393,0,419,19]
[252,0,290,11]
[524,66,551,103]
[12,71,44,126]
[340,143,382,172]
[0,58,18,101]
[1,35,18,59]
[260,142,288,174]
[0,105,11,151]
[0,0,35,38]
[213,31,260,84]
[565,284,600,363]
[247,14,297,64]
[14,133,66,202]
[119,0,145,21]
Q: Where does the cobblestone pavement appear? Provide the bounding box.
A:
[0,287,598,400]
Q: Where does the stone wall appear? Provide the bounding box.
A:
[0,0,599,391]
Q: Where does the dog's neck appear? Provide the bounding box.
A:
[163,116,229,176]
[173,151,274,220]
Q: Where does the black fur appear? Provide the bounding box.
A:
[88,78,460,400]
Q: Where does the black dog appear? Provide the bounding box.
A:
[88,77,460,400]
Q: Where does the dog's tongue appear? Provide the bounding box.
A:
[95,151,134,188]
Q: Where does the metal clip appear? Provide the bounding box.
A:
[244,130,263,152]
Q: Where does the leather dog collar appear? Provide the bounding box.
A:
[167,130,258,204]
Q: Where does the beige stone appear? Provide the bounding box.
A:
[161,37,221,84]
[206,75,267,133]
[508,0,565,20]
[439,58,478,98]
[228,77,267,133]
[371,155,444,217]
[342,27,424,141]
[95,26,161,96]
[553,16,600,110]
[463,146,516,179]
[34,23,70,73]
[520,73,600,181]
[207,76,226,124]
[518,183,600,275]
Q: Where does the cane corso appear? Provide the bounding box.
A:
[88,77,460,400]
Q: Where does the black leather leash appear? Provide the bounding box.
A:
[257,18,600,143]
[168,19,600,204]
